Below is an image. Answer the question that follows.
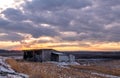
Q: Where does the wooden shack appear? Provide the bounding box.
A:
[23,49,75,62]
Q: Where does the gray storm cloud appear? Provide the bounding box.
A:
[0,0,120,43]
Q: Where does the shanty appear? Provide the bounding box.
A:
[23,49,75,62]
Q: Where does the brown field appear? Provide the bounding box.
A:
[70,64,120,76]
[5,58,120,78]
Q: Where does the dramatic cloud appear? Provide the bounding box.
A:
[24,0,92,11]
[2,8,27,21]
[0,32,24,41]
[0,0,120,50]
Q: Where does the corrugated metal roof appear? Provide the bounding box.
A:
[52,52,64,55]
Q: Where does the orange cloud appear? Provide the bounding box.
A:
[15,40,120,51]
[0,35,120,51]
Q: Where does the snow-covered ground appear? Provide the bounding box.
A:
[91,72,120,78]
[0,56,29,78]
[46,61,80,68]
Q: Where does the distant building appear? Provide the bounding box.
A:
[23,49,75,62]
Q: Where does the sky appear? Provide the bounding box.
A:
[0,0,120,51]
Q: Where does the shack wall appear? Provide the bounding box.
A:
[42,50,52,62]
[59,55,69,62]
[69,54,75,62]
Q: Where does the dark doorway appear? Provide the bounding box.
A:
[51,53,59,61]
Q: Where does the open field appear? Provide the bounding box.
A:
[5,58,120,78]
[1,50,120,78]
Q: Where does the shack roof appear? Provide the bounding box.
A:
[52,52,64,55]
[23,49,56,52]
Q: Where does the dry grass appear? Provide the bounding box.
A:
[5,58,31,74]
[70,65,120,76]
[5,58,104,78]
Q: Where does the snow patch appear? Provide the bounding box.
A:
[48,62,80,68]
[0,56,29,78]
[91,72,120,78]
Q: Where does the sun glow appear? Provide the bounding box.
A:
[0,0,25,12]
[0,0,14,9]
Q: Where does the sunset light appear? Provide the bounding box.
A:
[0,0,14,10]
[0,1,120,78]
[0,0,120,51]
